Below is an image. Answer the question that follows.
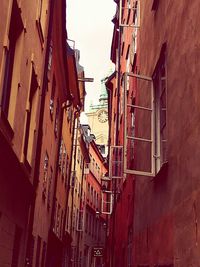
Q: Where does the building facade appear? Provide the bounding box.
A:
[0,0,86,266]
[67,122,107,267]
[84,138,107,267]
[107,1,200,267]
[0,0,51,266]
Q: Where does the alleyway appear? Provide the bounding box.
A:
[1,0,200,267]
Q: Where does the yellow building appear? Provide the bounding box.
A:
[86,79,109,157]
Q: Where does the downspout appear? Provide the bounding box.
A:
[24,0,55,265]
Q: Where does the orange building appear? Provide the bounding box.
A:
[28,0,71,266]
[0,0,51,266]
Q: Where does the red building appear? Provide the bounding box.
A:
[107,0,200,267]
[84,131,107,267]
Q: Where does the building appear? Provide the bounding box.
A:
[67,123,91,267]
[107,0,200,267]
[66,121,108,267]
[86,79,109,157]
[0,0,51,266]
[26,0,75,266]
[84,137,107,267]
[0,0,85,266]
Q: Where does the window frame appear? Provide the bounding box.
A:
[123,53,167,178]
[123,72,155,177]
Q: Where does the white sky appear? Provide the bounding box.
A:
[66,0,116,110]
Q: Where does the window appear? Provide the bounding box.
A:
[54,99,59,137]
[56,204,60,236]
[36,0,48,43]
[123,45,167,177]
[42,152,49,200]
[47,167,52,209]
[77,148,81,163]
[50,76,55,118]
[58,139,68,177]
[153,46,167,172]
[48,40,53,71]
[109,146,123,179]
[71,171,76,188]
[65,155,69,187]
[119,0,140,28]
[2,0,23,119]
[66,106,72,122]
[152,0,159,11]
[62,145,66,178]
[101,190,113,215]
[77,210,84,231]
[24,66,38,165]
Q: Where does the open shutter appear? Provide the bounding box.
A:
[101,177,113,214]
[109,146,123,179]
[101,191,113,215]
[119,0,140,28]
[123,72,155,177]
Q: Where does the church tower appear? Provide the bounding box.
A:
[86,78,109,157]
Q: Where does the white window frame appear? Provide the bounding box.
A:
[123,71,168,177]
[119,0,140,28]
[123,72,156,177]
[101,191,113,215]
[109,146,124,179]
[153,58,168,172]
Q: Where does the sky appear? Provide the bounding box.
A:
[66,0,116,110]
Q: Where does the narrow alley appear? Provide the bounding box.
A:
[0,1,200,267]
